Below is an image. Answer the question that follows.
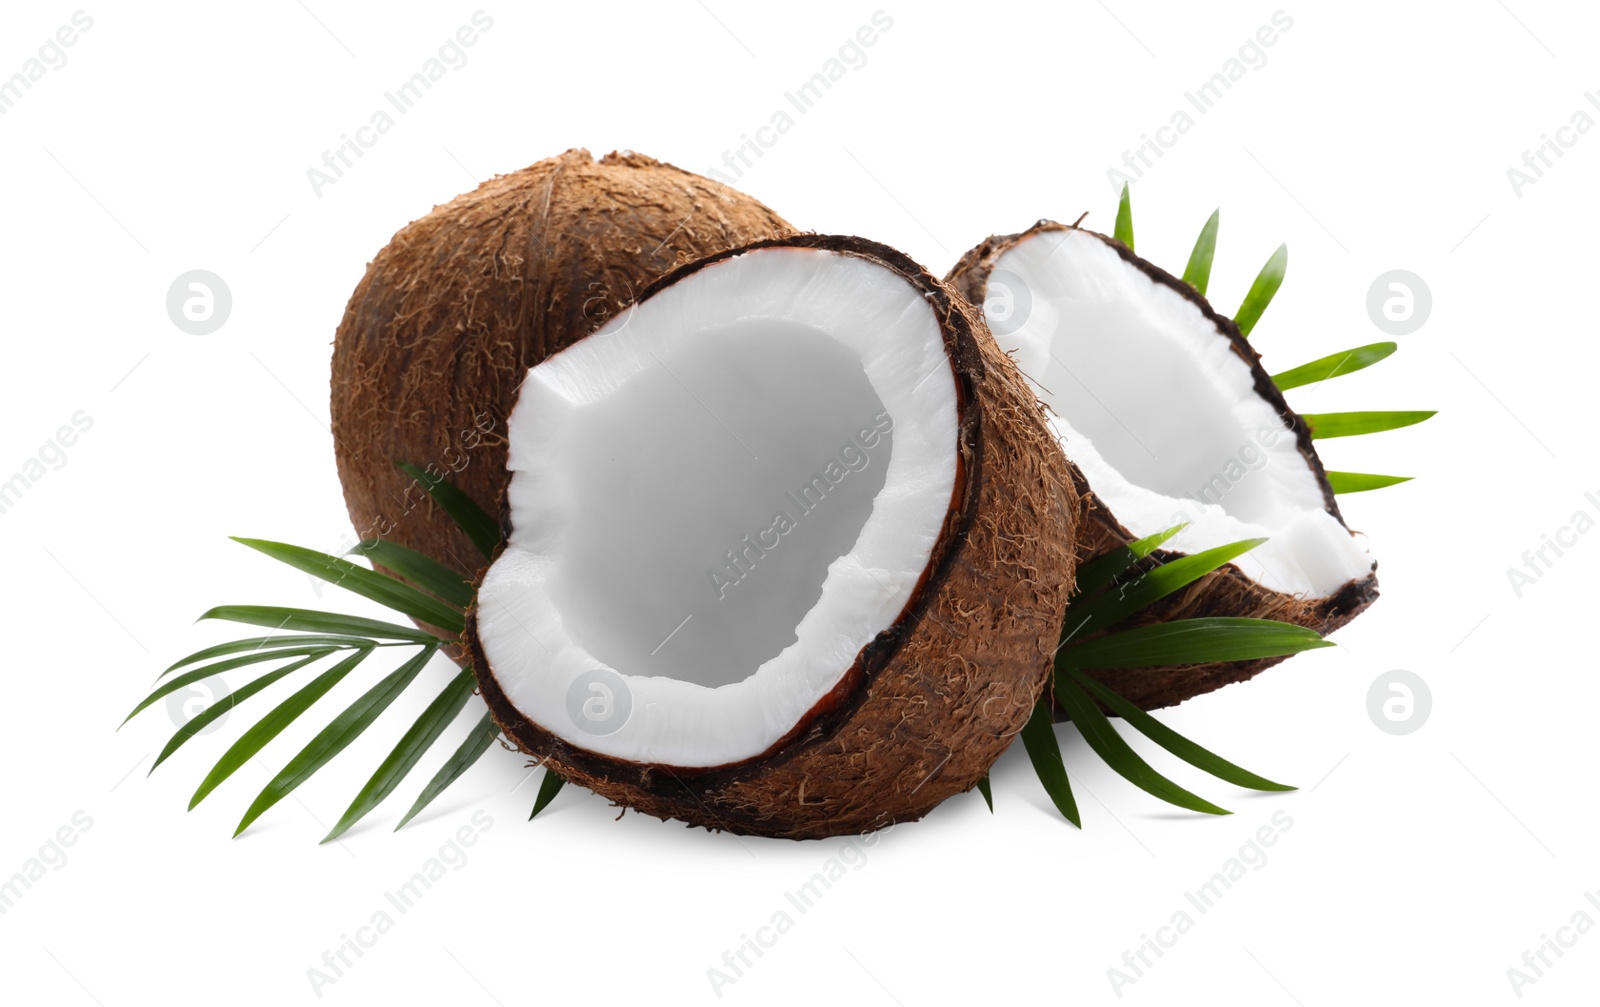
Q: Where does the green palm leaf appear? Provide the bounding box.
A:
[1059,537,1266,648]
[1113,183,1134,250]
[150,654,327,773]
[1050,673,1228,815]
[350,539,474,609]
[1063,617,1332,669]
[189,648,372,811]
[163,635,376,676]
[322,668,480,843]
[529,770,566,820]
[1325,471,1412,494]
[1070,522,1187,603]
[1272,342,1397,391]
[199,605,435,642]
[1234,243,1287,338]
[975,775,994,812]
[123,646,339,726]
[232,539,464,634]
[1020,695,1079,827]
[1301,410,1436,440]
[1182,209,1220,296]
[1064,669,1293,791]
[395,712,502,830]
[397,462,502,560]
[235,646,439,836]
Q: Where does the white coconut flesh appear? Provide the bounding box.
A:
[475,247,959,768]
[982,229,1371,598]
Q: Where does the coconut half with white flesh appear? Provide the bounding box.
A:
[947,222,1377,712]
[468,235,1077,839]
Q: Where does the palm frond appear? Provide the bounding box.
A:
[1113,183,1135,250]
[1234,243,1287,338]
[1182,208,1219,296]
[127,466,515,841]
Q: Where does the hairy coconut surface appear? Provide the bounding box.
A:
[947,221,1377,712]
[330,149,793,591]
[469,235,1078,839]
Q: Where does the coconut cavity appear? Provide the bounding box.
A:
[980,227,1370,599]
[552,321,892,691]
[474,245,959,769]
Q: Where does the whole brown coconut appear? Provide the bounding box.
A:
[468,235,1079,839]
[330,149,794,584]
[947,221,1377,714]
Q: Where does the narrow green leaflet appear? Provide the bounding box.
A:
[975,775,994,812]
[1301,410,1436,440]
[150,655,326,772]
[1271,342,1397,391]
[235,646,438,836]
[323,667,480,843]
[232,539,464,634]
[1325,471,1412,494]
[1114,183,1134,250]
[163,634,373,676]
[1051,673,1228,815]
[395,712,501,830]
[529,769,566,820]
[1069,523,1187,603]
[1234,243,1287,338]
[1063,617,1332,669]
[1060,538,1266,648]
[397,462,502,560]
[1182,209,1220,296]
[1064,669,1293,792]
[124,646,338,725]
[1020,695,1079,827]
[200,605,435,643]
[189,649,372,811]
[350,539,474,609]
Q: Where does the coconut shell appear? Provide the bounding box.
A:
[330,149,794,591]
[469,235,1080,839]
[946,221,1378,714]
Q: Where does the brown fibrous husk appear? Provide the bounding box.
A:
[469,235,1081,839]
[946,221,1378,714]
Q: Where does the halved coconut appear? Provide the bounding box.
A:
[331,149,793,584]
[468,235,1077,839]
[948,222,1377,711]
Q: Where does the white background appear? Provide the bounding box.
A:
[1,2,1595,1004]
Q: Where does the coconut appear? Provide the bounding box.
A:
[947,221,1377,712]
[330,149,794,584]
[467,235,1078,839]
